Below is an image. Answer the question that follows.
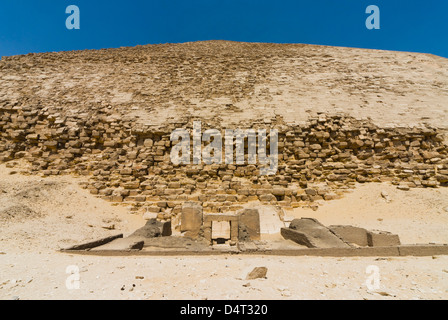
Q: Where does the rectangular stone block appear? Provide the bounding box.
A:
[212,221,231,240]
[330,225,369,247]
[181,202,203,237]
[398,244,448,256]
[367,231,401,247]
[238,209,260,241]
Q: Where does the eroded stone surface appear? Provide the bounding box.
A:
[367,231,401,247]
[284,218,349,248]
[181,202,203,237]
[330,225,369,247]
[0,41,447,224]
[238,209,260,241]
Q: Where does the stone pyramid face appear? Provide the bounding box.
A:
[1,41,447,130]
[0,41,447,217]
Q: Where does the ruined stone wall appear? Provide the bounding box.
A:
[1,102,447,223]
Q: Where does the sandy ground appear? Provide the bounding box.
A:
[1,163,448,300]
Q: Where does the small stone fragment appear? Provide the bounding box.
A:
[246,267,268,280]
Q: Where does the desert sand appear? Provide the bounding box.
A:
[1,162,447,300]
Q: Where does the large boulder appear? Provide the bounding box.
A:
[282,218,349,248]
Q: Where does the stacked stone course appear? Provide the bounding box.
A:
[1,102,447,223]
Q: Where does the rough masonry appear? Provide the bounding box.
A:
[0,41,447,227]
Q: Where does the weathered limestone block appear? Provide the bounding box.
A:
[259,194,276,202]
[272,188,286,196]
[181,202,203,237]
[330,225,369,247]
[103,140,116,148]
[237,208,260,241]
[211,221,231,240]
[246,267,268,280]
[367,231,401,247]
[281,228,314,247]
[282,218,349,248]
[123,181,140,189]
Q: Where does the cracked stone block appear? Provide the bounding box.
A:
[282,218,349,248]
[330,225,369,247]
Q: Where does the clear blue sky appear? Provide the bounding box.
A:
[0,0,447,58]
